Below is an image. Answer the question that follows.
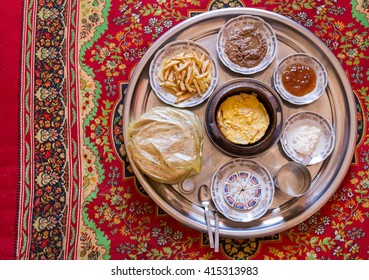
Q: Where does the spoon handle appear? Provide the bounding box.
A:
[204,207,214,248]
[214,211,219,252]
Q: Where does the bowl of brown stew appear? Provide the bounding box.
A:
[216,15,277,75]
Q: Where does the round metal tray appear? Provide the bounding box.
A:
[123,8,357,238]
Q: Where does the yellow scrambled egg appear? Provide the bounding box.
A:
[216,93,270,145]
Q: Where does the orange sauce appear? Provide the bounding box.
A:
[282,63,316,96]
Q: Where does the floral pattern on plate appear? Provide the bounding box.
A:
[211,158,274,222]
[149,40,218,108]
[223,171,262,210]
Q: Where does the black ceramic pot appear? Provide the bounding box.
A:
[205,78,283,157]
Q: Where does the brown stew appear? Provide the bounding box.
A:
[224,23,267,68]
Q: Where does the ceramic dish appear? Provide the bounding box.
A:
[149,40,219,108]
[273,53,328,105]
[211,158,274,222]
[280,111,335,165]
[205,78,283,157]
[216,15,277,75]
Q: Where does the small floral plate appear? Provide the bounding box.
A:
[149,40,218,108]
[273,53,328,105]
[280,111,335,165]
[216,15,277,75]
[211,158,274,222]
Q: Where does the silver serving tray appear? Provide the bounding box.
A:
[123,8,357,238]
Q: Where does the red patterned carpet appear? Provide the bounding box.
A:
[1,0,369,260]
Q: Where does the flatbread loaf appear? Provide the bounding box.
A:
[127,107,203,184]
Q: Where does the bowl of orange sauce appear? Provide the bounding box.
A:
[273,53,327,105]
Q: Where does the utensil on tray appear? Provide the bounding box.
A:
[198,184,215,248]
[301,155,312,166]
[214,210,220,252]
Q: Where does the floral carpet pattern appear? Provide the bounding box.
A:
[10,0,369,259]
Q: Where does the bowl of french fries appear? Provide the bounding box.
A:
[149,40,219,107]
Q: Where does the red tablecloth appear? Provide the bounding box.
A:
[1,0,369,260]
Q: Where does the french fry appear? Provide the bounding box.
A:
[158,50,212,103]
[163,59,180,70]
[197,78,206,94]
[201,60,209,73]
[175,93,193,103]
[172,52,185,59]
[196,72,209,80]
[177,60,191,72]
[193,79,201,95]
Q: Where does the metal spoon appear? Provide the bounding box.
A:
[301,155,312,166]
[214,210,219,252]
[198,184,214,248]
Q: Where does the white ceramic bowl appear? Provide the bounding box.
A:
[211,158,274,222]
[216,15,277,75]
[280,111,335,165]
[149,40,218,108]
[273,53,328,105]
